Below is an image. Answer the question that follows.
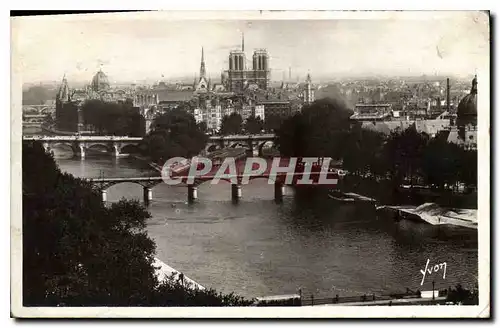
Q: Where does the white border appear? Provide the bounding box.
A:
[9,9,491,319]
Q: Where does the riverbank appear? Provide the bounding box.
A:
[338,174,478,208]
[55,155,478,303]
[153,257,205,290]
[332,175,478,229]
[376,203,477,229]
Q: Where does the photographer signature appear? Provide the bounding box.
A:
[420,259,447,286]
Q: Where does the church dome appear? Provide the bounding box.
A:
[456,75,477,127]
[91,69,110,92]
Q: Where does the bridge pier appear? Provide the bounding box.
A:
[274,182,285,203]
[101,190,107,203]
[113,144,120,157]
[78,144,86,159]
[231,184,242,202]
[143,187,153,205]
[187,185,198,203]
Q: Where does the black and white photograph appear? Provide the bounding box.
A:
[10,10,490,318]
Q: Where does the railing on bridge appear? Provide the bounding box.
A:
[22,135,144,141]
[23,134,274,142]
[23,114,47,118]
[301,293,381,306]
[299,289,437,306]
[208,133,276,141]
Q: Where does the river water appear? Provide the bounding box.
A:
[52,150,478,300]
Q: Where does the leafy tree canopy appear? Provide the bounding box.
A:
[220,112,243,135]
[22,141,252,306]
[264,114,283,133]
[276,98,353,158]
[142,108,208,163]
[275,98,477,188]
[81,99,145,136]
[244,115,264,135]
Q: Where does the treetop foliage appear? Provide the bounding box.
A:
[81,99,145,137]
[22,141,254,306]
[141,108,208,163]
[276,98,477,189]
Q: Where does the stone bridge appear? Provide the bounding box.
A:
[87,157,339,204]
[22,105,56,115]
[23,134,277,158]
[23,114,47,124]
[22,135,144,158]
[205,134,276,156]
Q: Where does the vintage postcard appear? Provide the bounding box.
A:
[11,10,490,318]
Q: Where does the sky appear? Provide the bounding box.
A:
[12,11,489,85]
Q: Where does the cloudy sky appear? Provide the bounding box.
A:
[12,11,489,84]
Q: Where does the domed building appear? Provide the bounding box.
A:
[456,75,477,130]
[91,69,111,92]
[55,68,143,133]
[447,75,478,149]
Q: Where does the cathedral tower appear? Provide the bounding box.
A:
[195,47,209,93]
[304,72,314,104]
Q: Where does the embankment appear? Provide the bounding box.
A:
[153,257,205,290]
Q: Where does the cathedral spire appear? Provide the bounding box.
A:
[242,32,245,52]
[57,74,70,102]
[200,47,206,78]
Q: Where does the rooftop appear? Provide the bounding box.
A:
[156,89,194,102]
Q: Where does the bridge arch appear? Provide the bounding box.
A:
[23,106,40,114]
[119,143,141,155]
[206,144,221,153]
[246,175,279,184]
[193,177,236,187]
[98,180,164,191]
[230,141,250,148]
[258,140,276,157]
[40,107,53,115]
[86,143,113,153]
[47,142,77,154]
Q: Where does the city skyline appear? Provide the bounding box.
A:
[12,11,489,85]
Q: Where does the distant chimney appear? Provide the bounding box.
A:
[446,78,450,112]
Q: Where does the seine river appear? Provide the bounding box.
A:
[50,148,477,300]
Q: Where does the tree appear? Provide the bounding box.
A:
[244,115,264,134]
[276,97,353,159]
[81,99,144,136]
[457,148,478,189]
[422,138,463,189]
[22,141,254,306]
[23,141,157,306]
[197,121,208,133]
[142,108,208,163]
[342,123,386,178]
[264,114,283,133]
[446,284,478,305]
[152,276,254,306]
[220,112,243,135]
[382,125,430,186]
